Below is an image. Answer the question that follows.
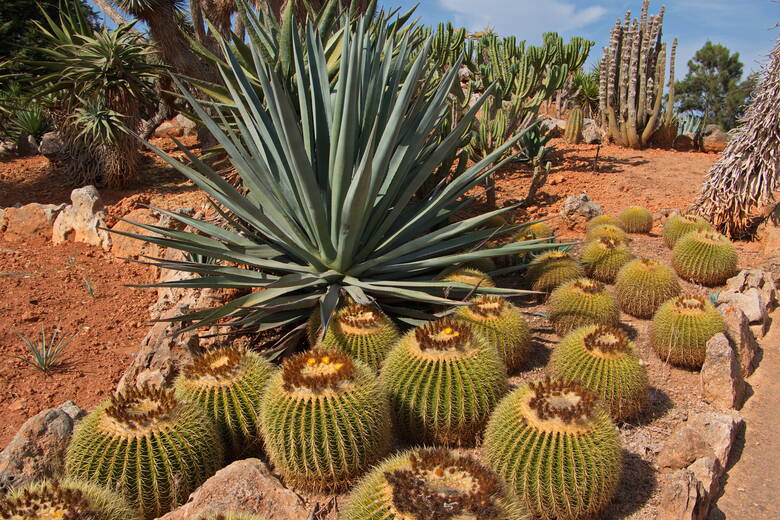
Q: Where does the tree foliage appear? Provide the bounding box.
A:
[676,41,757,130]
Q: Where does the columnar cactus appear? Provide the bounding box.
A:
[341,448,529,520]
[174,345,274,458]
[581,236,634,283]
[381,318,508,446]
[586,223,629,243]
[662,214,712,247]
[548,278,621,336]
[671,230,738,286]
[483,379,622,520]
[651,295,726,368]
[260,349,391,491]
[549,325,648,419]
[455,295,532,372]
[526,251,585,294]
[615,258,681,318]
[0,479,139,520]
[565,107,584,144]
[66,386,224,519]
[619,205,654,233]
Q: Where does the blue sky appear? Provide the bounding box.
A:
[381,1,778,76]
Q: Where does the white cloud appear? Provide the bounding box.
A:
[437,0,607,38]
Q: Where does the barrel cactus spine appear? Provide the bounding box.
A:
[381,318,508,446]
[651,295,726,368]
[526,250,585,294]
[671,230,738,286]
[662,214,712,248]
[619,206,654,233]
[65,386,224,519]
[549,325,648,420]
[614,258,682,318]
[454,295,532,372]
[581,236,634,283]
[260,349,391,491]
[547,278,620,336]
[483,378,622,520]
[342,448,529,520]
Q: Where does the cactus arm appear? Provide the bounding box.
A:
[641,43,666,147]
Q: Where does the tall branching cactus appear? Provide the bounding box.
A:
[599,0,677,149]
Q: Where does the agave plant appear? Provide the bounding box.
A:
[115,17,559,347]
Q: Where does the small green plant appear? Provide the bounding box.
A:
[10,106,50,143]
[82,275,96,298]
[518,122,555,163]
[672,230,738,286]
[14,326,80,374]
[526,251,585,294]
[581,237,634,283]
[547,278,620,336]
[651,295,726,368]
[615,258,681,318]
[662,214,712,248]
[619,206,654,233]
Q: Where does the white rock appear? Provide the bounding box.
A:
[52,185,112,251]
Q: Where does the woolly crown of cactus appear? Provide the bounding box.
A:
[581,236,634,283]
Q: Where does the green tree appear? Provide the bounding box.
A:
[676,41,756,129]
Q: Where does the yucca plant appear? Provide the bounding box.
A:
[116,17,561,345]
[13,326,81,374]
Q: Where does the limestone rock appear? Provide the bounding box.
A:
[0,402,85,493]
[701,125,728,154]
[581,120,603,144]
[2,203,65,241]
[559,193,603,230]
[700,333,744,409]
[539,116,563,138]
[52,186,112,250]
[673,134,695,152]
[0,141,17,160]
[656,469,708,520]
[154,120,183,138]
[718,304,760,377]
[657,411,743,471]
[17,134,38,156]
[110,208,161,259]
[156,459,309,520]
[174,114,197,137]
[718,269,776,336]
[38,131,65,160]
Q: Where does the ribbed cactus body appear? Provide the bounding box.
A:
[662,214,712,247]
[454,296,532,372]
[311,304,400,370]
[0,478,139,520]
[464,256,497,273]
[548,278,620,336]
[65,387,224,519]
[615,258,681,318]
[565,107,584,144]
[174,346,274,458]
[619,206,654,233]
[581,237,634,283]
[342,448,529,520]
[260,349,391,491]
[671,230,738,286]
[526,251,585,294]
[549,325,648,419]
[440,267,496,287]
[586,223,629,243]
[516,221,555,239]
[586,215,625,231]
[483,380,622,520]
[651,296,726,368]
[381,319,508,446]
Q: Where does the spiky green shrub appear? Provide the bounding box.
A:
[260,349,390,491]
[615,258,681,318]
[671,230,738,286]
[651,296,726,368]
[526,251,585,294]
[66,386,224,519]
[341,448,529,520]
[0,478,139,520]
[381,318,508,446]
[549,325,648,419]
[586,215,625,231]
[586,223,629,243]
[440,267,496,287]
[548,278,620,336]
[483,379,622,520]
[662,214,712,247]
[454,295,532,372]
[581,236,634,283]
[619,206,653,233]
[174,345,274,458]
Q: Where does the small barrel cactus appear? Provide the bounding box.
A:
[483,379,622,520]
[0,479,139,520]
[464,256,497,272]
[526,251,585,294]
[619,206,654,233]
[341,448,529,520]
[565,107,584,144]
[615,258,682,318]
[586,223,629,243]
[548,278,620,336]
[516,221,555,239]
[651,295,726,368]
[260,349,391,491]
[381,318,508,446]
[586,215,625,231]
[581,236,634,283]
[454,295,532,372]
[440,267,496,288]
[174,345,274,458]
[671,230,738,286]
[313,303,400,370]
[549,325,648,419]
[662,214,712,248]
[66,386,225,519]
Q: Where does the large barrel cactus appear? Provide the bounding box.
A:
[341,448,529,520]
[526,251,585,294]
[619,206,654,233]
[547,278,620,336]
[615,258,681,318]
[454,295,532,372]
[651,295,726,368]
[483,379,622,520]
[662,214,712,247]
[260,349,391,491]
[581,236,634,283]
[381,318,508,446]
[549,325,648,419]
[174,345,274,458]
[671,230,738,286]
[66,386,224,519]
